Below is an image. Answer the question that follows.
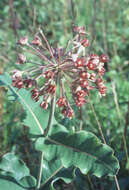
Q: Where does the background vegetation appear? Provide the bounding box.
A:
[0,0,129,189]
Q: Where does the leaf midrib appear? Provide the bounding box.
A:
[41,165,63,187]
[5,79,44,134]
[47,136,116,174]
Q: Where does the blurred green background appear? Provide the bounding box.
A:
[0,0,129,189]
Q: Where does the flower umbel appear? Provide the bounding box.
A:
[12,26,108,119]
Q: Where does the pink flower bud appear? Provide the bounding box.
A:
[16,54,26,64]
[100,54,109,63]
[32,36,41,46]
[81,38,90,47]
[56,97,67,107]
[80,80,89,88]
[18,36,28,45]
[40,101,48,110]
[74,58,85,68]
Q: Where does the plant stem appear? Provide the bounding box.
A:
[112,82,129,162]
[35,95,56,190]
[88,96,106,144]
[44,95,56,136]
[27,43,54,65]
[36,151,44,190]
[70,0,76,36]
[0,61,3,124]
[88,97,121,190]
[79,107,83,131]
[90,0,97,51]
[39,29,56,64]
[114,175,121,190]
[87,174,94,190]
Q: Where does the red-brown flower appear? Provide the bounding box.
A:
[75,58,85,68]
[12,25,108,118]
[81,38,90,47]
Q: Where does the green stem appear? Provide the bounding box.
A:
[35,95,56,190]
[44,95,56,136]
[114,176,121,190]
[36,152,44,190]
[87,174,94,190]
[122,133,129,164]
[40,165,64,188]
[112,82,129,162]
[88,96,106,144]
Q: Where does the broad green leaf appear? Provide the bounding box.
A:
[0,153,30,181]
[35,125,119,177]
[18,175,36,188]
[0,153,36,188]
[41,158,74,189]
[0,73,57,135]
[73,169,89,190]
[41,158,63,187]
[51,167,74,190]
[0,178,26,190]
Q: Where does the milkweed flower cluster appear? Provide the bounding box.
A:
[12,26,109,119]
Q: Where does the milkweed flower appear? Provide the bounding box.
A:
[11,26,108,118]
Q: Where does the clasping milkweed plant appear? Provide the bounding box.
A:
[12,26,108,119]
[0,25,120,190]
